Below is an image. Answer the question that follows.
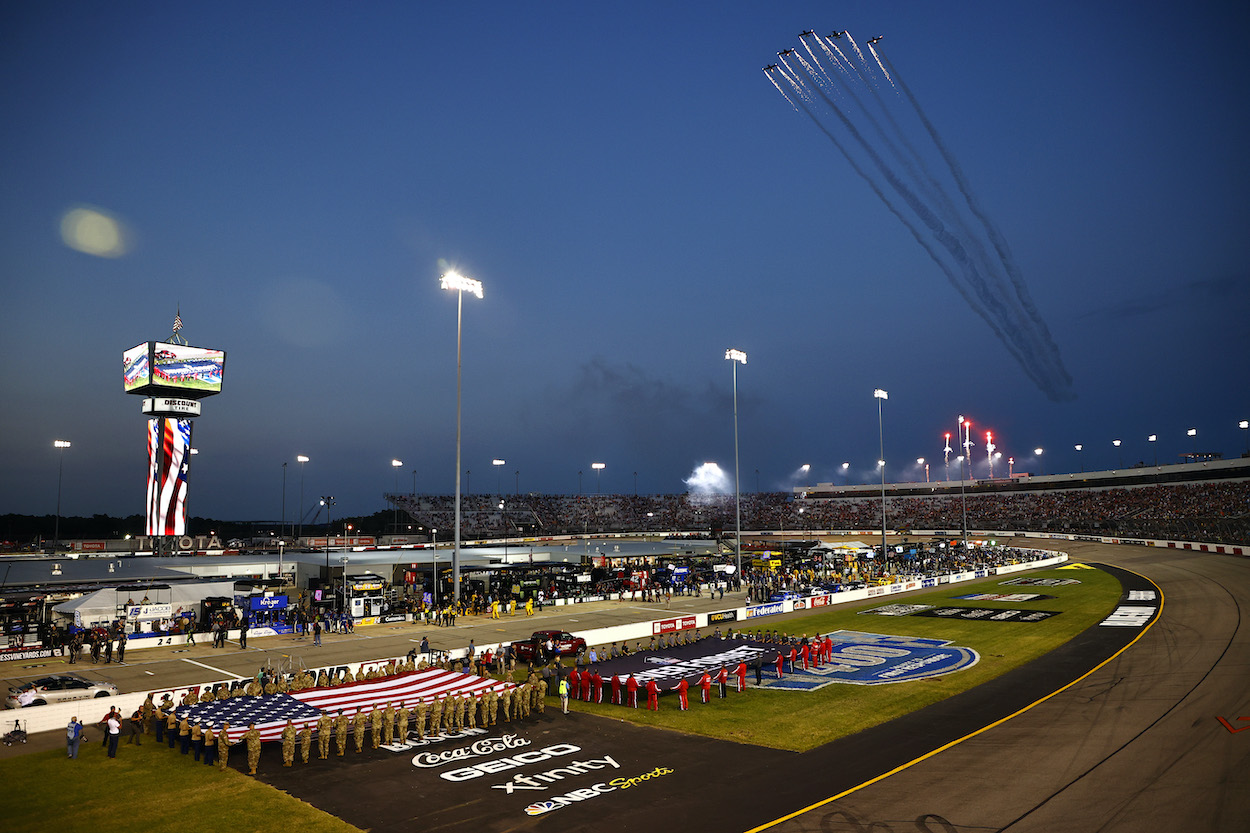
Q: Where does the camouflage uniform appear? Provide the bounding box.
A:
[501,687,512,722]
[415,700,428,740]
[217,724,232,771]
[396,705,409,744]
[216,686,231,701]
[317,712,332,759]
[382,703,395,746]
[352,710,366,752]
[465,695,477,730]
[298,723,312,763]
[428,698,442,737]
[199,687,215,704]
[369,708,382,749]
[245,725,262,774]
[281,721,296,766]
[334,712,348,756]
[536,679,548,713]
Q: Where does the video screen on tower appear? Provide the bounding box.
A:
[123,341,225,398]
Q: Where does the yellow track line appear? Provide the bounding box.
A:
[744,567,1164,833]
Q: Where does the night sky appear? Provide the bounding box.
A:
[3,1,1248,522]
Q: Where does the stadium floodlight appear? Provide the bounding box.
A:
[440,270,483,298]
[726,348,747,582]
[1147,434,1158,466]
[442,269,484,603]
[492,458,506,495]
[1240,421,1249,454]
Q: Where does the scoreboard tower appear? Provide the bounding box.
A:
[122,316,226,540]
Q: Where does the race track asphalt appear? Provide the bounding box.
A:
[4,538,1246,833]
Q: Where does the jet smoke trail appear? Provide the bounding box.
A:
[766,31,1075,402]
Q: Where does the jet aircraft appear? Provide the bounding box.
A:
[867,36,883,44]
[799,30,814,38]
[762,63,778,72]
[830,31,845,39]
[778,49,795,57]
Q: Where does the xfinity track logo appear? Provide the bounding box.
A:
[412,734,530,768]
[523,767,674,816]
[491,756,621,793]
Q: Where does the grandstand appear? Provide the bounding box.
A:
[386,457,1250,546]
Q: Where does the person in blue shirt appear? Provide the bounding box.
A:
[66,717,84,759]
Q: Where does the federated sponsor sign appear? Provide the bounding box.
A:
[765,631,978,690]
[746,601,784,618]
[954,593,1055,602]
[1001,577,1080,587]
[913,607,1060,623]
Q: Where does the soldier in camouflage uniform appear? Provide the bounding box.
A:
[199,687,215,705]
[245,722,262,775]
[352,708,367,752]
[536,678,548,713]
[217,723,232,771]
[334,711,348,757]
[317,711,332,759]
[452,694,464,732]
[396,702,409,744]
[317,670,330,687]
[382,702,395,746]
[369,706,382,749]
[216,685,231,701]
[415,698,428,741]
[281,720,296,766]
[465,694,477,730]
[501,685,512,723]
[298,721,312,763]
[140,695,154,732]
[428,696,442,737]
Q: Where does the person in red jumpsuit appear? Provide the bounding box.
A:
[580,668,592,702]
[671,677,689,710]
[774,650,785,679]
[645,679,660,711]
[824,635,833,664]
[800,641,811,671]
[699,671,713,704]
[568,667,581,700]
[716,666,729,698]
[611,674,623,705]
[734,661,747,692]
[591,669,603,703]
[788,645,798,673]
[626,674,639,708]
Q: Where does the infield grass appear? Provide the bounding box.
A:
[1,738,363,833]
[561,566,1122,751]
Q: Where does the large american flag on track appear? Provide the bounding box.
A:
[175,667,513,743]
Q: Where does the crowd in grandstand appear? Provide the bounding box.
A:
[391,480,1249,545]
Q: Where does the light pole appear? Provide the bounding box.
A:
[874,389,888,560]
[319,495,335,594]
[1240,421,1249,455]
[281,461,287,542]
[957,416,970,553]
[391,459,403,533]
[1148,435,1158,466]
[943,433,952,482]
[985,431,995,479]
[53,440,71,553]
[1008,456,1015,478]
[592,462,605,531]
[296,455,310,539]
[430,528,438,609]
[918,458,928,483]
[1075,444,1083,472]
[493,458,505,496]
[726,348,747,581]
[340,555,350,615]
[1034,448,1045,475]
[1113,439,1123,469]
[1187,427,1197,461]
[441,268,484,604]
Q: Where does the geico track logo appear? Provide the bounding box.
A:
[441,743,580,781]
[524,767,674,815]
[412,734,530,768]
[491,755,621,793]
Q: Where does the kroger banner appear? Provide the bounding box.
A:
[249,594,289,612]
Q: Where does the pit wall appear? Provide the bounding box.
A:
[11,549,1065,736]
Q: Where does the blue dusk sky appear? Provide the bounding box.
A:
[2,1,1247,522]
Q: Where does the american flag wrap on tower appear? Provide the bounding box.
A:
[175,667,514,743]
[145,417,192,536]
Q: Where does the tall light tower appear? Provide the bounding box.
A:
[943,433,952,482]
[52,440,72,553]
[493,458,506,496]
[957,415,970,553]
[1075,444,1083,472]
[874,388,889,561]
[441,269,483,604]
[985,431,995,479]
[726,348,747,581]
[391,459,403,533]
[296,455,310,539]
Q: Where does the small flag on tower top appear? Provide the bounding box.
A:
[172,312,183,332]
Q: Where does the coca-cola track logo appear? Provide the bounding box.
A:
[412,734,531,768]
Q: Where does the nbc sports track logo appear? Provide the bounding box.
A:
[524,767,675,816]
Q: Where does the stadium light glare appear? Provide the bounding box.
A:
[442,268,484,603]
[440,270,483,298]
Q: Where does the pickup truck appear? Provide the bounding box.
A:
[509,629,587,663]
